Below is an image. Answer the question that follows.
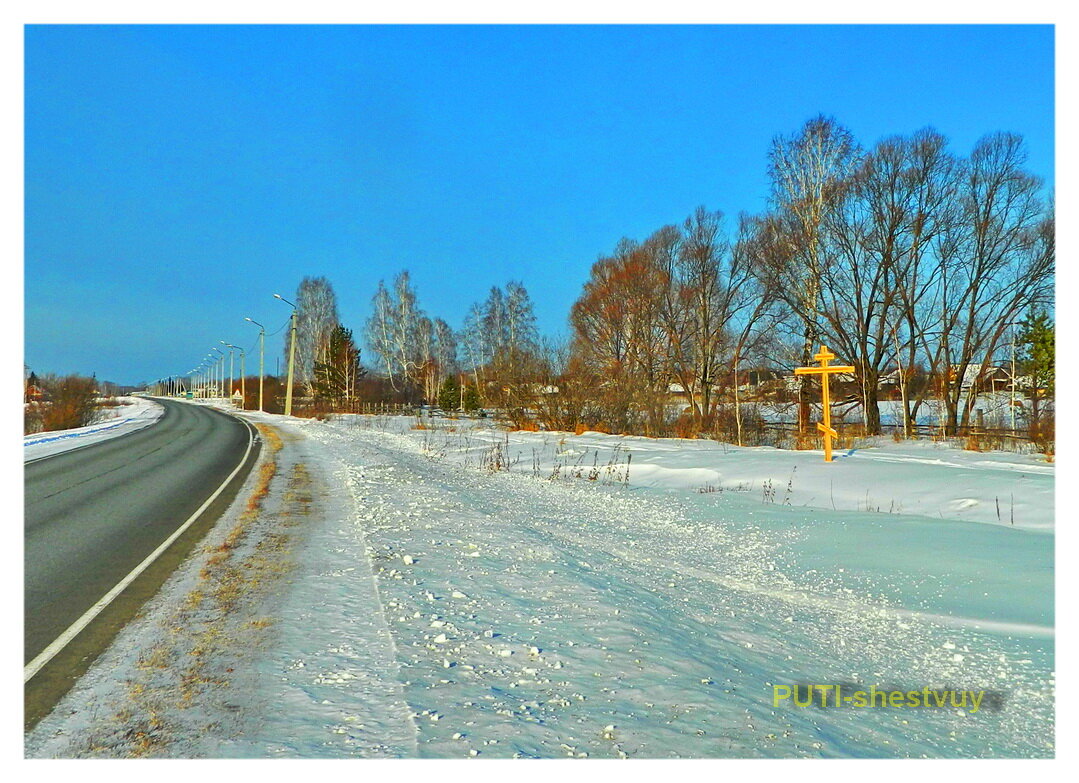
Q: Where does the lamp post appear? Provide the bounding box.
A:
[274,293,299,417]
[223,342,244,407]
[212,347,226,400]
[234,346,246,408]
[245,317,265,412]
[221,341,236,405]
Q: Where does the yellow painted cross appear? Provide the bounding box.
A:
[794,345,855,462]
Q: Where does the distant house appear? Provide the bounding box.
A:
[958,363,1013,394]
[735,368,783,390]
[24,384,46,403]
[783,369,856,390]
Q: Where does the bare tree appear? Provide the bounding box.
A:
[766,115,860,432]
[289,276,340,395]
[460,302,487,393]
[366,280,399,387]
[570,238,663,433]
[932,133,1052,434]
[432,317,457,390]
[728,215,782,444]
[364,270,427,400]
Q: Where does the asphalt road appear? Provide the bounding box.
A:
[24,398,259,727]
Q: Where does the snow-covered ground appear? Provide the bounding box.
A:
[23,396,164,462]
[396,417,1053,531]
[28,410,1053,758]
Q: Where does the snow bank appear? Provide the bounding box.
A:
[342,417,1053,531]
[23,396,164,462]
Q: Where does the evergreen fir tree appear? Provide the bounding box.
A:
[437,374,460,412]
[313,325,365,407]
[1018,310,1054,397]
[462,383,481,414]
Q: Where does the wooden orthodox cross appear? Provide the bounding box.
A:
[794,345,855,462]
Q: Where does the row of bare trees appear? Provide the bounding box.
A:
[567,208,776,436]
[365,271,457,401]
[566,116,1053,438]
[282,271,543,415]
[298,116,1051,444]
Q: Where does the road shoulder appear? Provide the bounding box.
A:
[25,421,292,756]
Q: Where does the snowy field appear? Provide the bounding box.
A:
[28,409,1054,758]
[395,417,1053,530]
[23,396,164,462]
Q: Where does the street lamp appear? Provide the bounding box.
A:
[212,347,226,400]
[220,341,236,405]
[274,293,299,417]
[224,342,245,409]
[204,355,214,397]
[245,317,266,412]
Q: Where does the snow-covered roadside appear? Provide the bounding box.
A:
[23,396,164,462]
[216,414,1053,757]
[27,412,1053,758]
[26,416,294,758]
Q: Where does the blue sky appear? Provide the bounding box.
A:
[25,24,1054,384]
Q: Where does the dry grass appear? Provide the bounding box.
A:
[671,419,698,439]
[82,421,324,757]
[92,422,291,757]
[135,645,171,672]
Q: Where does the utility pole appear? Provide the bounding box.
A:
[246,317,266,412]
[275,293,299,417]
[1011,326,1017,435]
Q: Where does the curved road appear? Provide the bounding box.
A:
[24,398,260,727]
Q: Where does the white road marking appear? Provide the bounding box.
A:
[24,409,257,683]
